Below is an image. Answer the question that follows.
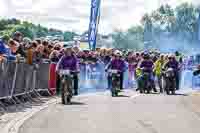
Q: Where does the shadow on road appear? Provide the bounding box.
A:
[115,95,130,98]
[70,101,86,105]
[58,101,86,106]
[172,93,188,96]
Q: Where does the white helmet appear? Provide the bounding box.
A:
[114,50,122,56]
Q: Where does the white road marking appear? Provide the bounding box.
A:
[131,94,141,99]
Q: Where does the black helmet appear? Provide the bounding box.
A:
[143,53,150,59]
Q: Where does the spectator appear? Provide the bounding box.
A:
[26,41,37,65]
[35,38,42,45]
[0,38,7,62]
[49,50,59,95]
[0,38,7,55]
[48,44,54,54]
[13,31,23,43]
[42,40,50,58]
[4,39,19,61]
[23,37,31,49]
[13,31,26,57]
[35,44,45,63]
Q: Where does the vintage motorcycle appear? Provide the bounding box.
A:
[163,68,176,95]
[109,69,121,97]
[139,68,154,94]
[59,69,74,104]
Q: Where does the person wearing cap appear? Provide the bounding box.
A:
[163,54,180,90]
[106,50,126,90]
[56,47,79,95]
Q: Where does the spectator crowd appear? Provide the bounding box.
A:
[0,31,191,96]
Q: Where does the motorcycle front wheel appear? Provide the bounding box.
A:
[61,78,72,104]
[61,82,67,104]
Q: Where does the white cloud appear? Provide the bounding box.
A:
[0,0,199,34]
[0,0,7,16]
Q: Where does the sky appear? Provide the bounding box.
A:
[0,0,199,34]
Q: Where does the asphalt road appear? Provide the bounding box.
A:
[19,90,200,133]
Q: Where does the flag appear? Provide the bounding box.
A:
[198,11,200,41]
[88,0,101,50]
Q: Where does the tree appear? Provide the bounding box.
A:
[15,25,34,39]
[111,26,144,50]
[175,3,199,41]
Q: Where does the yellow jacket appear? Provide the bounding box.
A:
[136,68,142,77]
[154,59,165,76]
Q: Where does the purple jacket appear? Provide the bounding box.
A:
[164,60,179,71]
[56,55,78,71]
[108,59,126,72]
[139,59,154,72]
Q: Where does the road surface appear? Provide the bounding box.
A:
[19,90,200,133]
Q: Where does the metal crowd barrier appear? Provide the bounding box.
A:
[0,60,16,99]
[1,58,200,107]
[0,59,51,108]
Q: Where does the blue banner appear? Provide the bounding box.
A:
[88,0,101,50]
[198,11,200,41]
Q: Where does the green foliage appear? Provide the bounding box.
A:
[0,18,75,41]
[112,2,200,52]
[112,26,144,50]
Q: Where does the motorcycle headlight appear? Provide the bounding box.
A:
[166,73,170,77]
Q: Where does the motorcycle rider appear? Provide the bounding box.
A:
[138,53,157,92]
[106,50,126,90]
[163,54,180,90]
[56,47,79,95]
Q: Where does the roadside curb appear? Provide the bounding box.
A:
[2,98,59,133]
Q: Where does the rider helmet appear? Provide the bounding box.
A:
[160,54,164,59]
[143,52,150,59]
[64,46,73,53]
[168,54,174,60]
[114,50,122,57]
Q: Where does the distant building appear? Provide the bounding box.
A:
[72,32,113,50]
[96,35,113,48]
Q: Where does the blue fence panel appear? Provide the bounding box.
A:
[180,70,193,90]
[79,62,107,93]
[192,75,200,90]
